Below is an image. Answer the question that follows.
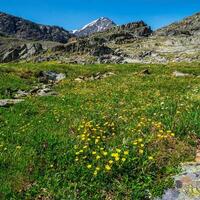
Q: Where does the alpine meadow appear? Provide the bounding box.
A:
[0,3,200,200]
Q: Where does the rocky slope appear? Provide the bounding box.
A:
[0,11,200,64]
[73,17,116,37]
[0,12,73,43]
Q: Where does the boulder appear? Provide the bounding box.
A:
[37,71,66,83]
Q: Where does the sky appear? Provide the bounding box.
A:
[0,0,200,31]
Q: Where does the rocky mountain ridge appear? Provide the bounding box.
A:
[155,12,200,36]
[0,12,73,43]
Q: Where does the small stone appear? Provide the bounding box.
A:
[0,99,24,107]
[172,71,193,77]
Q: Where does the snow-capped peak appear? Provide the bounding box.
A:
[73,17,116,37]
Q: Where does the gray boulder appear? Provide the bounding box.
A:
[38,71,66,83]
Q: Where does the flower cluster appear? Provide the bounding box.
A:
[73,117,175,177]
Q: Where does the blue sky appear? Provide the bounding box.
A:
[0,0,200,30]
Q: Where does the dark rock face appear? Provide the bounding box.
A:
[155,12,200,36]
[0,12,73,43]
[52,37,113,57]
[91,45,114,56]
[73,17,116,37]
[2,48,20,62]
[92,21,153,44]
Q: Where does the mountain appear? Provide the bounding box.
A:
[0,12,74,43]
[0,11,200,64]
[73,17,116,37]
[155,12,200,36]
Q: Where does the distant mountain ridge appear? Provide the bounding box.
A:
[0,12,73,43]
[73,17,116,37]
[155,12,200,36]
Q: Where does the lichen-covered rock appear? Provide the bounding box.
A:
[158,163,200,200]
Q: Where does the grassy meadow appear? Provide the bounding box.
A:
[0,62,200,199]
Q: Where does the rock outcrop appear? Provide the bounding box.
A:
[1,43,44,62]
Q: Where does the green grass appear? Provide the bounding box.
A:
[0,62,200,199]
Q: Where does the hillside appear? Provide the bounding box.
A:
[155,12,200,36]
[0,12,73,43]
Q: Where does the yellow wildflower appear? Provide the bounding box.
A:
[116,148,121,153]
[105,165,111,171]
[109,160,113,164]
[138,138,143,142]
[122,158,126,162]
[124,151,129,155]
[87,164,92,169]
[148,156,154,160]
[96,155,101,160]
[115,157,120,161]
[111,153,119,158]
[103,151,108,156]
[93,171,98,176]
[95,139,99,144]
[139,149,144,154]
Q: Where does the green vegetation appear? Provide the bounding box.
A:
[0,62,200,199]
